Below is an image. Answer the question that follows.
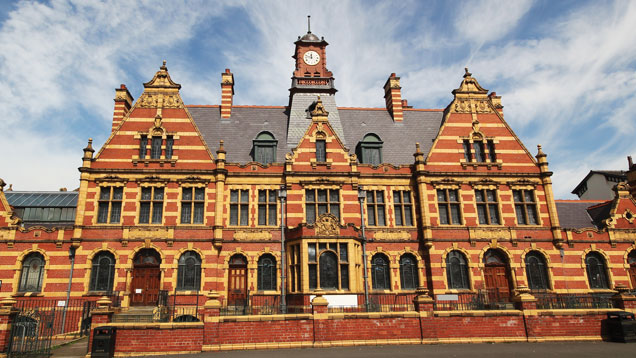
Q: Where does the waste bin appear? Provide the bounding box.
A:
[606,311,636,343]
[92,326,117,358]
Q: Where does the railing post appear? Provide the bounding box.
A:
[512,285,537,311]
[413,287,434,313]
[202,290,221,346]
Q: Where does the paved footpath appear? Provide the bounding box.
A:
[53,340,636,358]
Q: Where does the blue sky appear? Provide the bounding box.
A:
[1,0,635,199]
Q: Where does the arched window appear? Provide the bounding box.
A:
[446,251,470,289]
[399,254,418,290]
[257,254,277,291]
[371,254,390,290]
[628,250,636,289]
[319,251,339,289]
[252,132,277,164]
[585,252,609,289]
[89,251,116,292]
[525,251,549,291]
[177,251,201,291]
[357,134,383,165]
[19,253,45,292]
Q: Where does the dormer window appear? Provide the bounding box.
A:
[357,133,383,165]
[253,132,277,164]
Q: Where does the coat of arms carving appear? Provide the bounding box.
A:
[315,213,339,236]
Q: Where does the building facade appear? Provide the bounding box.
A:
[1,28,636,313]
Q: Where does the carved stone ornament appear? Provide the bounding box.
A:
[469,227,512,241]
[128,227,171,240]
[138,93,184,109]
[233,230,273,241]
[373,230,411,241]
[314,213,340,236]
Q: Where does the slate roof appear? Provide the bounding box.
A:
[188,105,443,165]
[555,200,605,229]
[5,191,78,208]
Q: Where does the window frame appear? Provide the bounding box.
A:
[253,132,278,165]
[525,251,550,291]
[307,242,350,291]
[475,189,501,225]
[229,189,250,226]
[393,190,414,226]
[446,250,470,290]
[358,133,383,165]
[315,139,326,162]
[176,251,202,291]
[437,188,462,225]
[89,251,116,292]
[513,189,539,225]
[585,252,610,289]
[371,253,391,291]
[399,254,419,290]
[305,188,340,224]
[139,186,165,224]
[180,187,205,225]
[257,189,278,226]
[19,253,45,293]
[257,254,277,291]
[97,186,124,224]
[366,190,386,227]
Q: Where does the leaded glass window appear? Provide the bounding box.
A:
[89,252,115,292]
[371,254,390,290]
[474,141,485,162]
[258,190,277,226]
[437,189,461,225]
[166,136,174,159]
[177,251,201,291]
[229,189,249,226]
[139,187,164,224]
[399,254,418,290]
[151,136,162,159]
[308,242,349,290]
[305,189,339,224]
[181,187,205,224]
[513,189,538,225]
[19,253,45,292]
[475,189,500,225]
[366,190,386,226]
[525,251,549,291]
[487,140,496,162]
[139,135,147,159]
[463,140,472,162]
[585,252,609,289]
[316,139,326,162]
[393,190,413,226]
[257,254,276,291]
[446,251,469,289]
[97,186,123,224]
[253,132,277,164]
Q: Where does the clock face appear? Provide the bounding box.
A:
[303,50,320,66]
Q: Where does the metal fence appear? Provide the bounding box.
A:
[156,291,203,322]
[13,298,96,336]
[534,292,617,310]
[433,290,514,311]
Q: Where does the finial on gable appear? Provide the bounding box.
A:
[311,96,329,119]
[453,68,487,95]
[143,60,181,89]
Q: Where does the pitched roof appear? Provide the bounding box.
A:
[188,105,443,165]
[571,170,627,194]
[555,200,605,229]
[5,191,78,208]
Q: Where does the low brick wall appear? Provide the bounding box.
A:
[525,310,610,342]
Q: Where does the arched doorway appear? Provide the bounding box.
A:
[228,254,248,306]
[131,249,162,306]
[483,249,512,302]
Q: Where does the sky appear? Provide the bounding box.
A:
[0,0,635,199]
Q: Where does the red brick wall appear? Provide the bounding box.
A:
[525,313,608,339]
[315,316,421,342]
[433,315,526,339]
[114,326,203,353]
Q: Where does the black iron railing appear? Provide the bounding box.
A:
[534,292,617,310]
[14,298,96,336]
[156,291,203,322]
[433,289,514,311]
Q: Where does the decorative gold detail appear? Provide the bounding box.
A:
[314,213,339,236]
[311,96,329,118]
[612,230,636,241]
[233,230,273,241]
[373,230,411,241]
[470,228,512,241]
[95,175,128,184]
[128,227,171,240]
[430,178,461,189]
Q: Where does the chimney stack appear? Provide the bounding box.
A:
[383,73,403,122]
[220,69,234,119]
[112,84,133,132]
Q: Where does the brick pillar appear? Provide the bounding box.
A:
[220,69,234,119]
[202,291,221,346]
[383,73,403,122]
[311,292,329,344]
[88,297,114,353]
[613,284,636,311]
[0,298,18,354]
[413,287,436,342]
[513,285,537,342]
[112,84,133,132]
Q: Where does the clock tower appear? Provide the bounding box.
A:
[287,18,344,148]
[290,17,336,95]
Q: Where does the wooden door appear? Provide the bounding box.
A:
[629,266,636,289]
[131,267,161,306]
[228,256,248,306]
[484,266,511,302]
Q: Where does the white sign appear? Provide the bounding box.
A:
[135,289,142,294]
[309,294,358,307]
[437,294,459,301]
[57,300,66,307]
